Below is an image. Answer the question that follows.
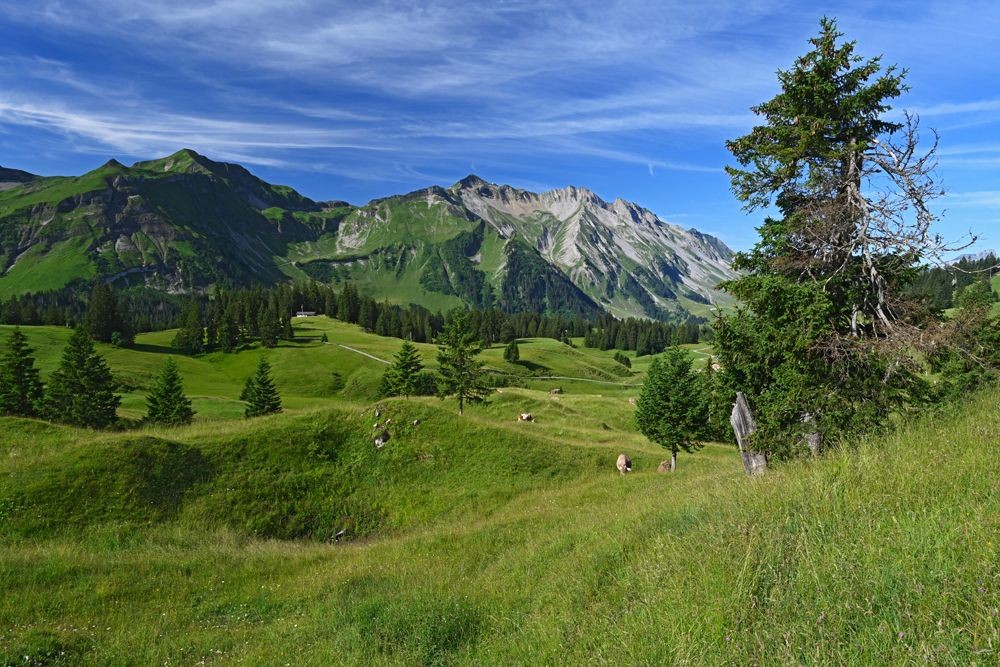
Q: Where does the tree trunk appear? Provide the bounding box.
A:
[731,392,767,475]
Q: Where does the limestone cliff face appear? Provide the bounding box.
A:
[450,176,737,319]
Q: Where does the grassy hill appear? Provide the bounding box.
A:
[0,318,640,421]
[0,322,996,664]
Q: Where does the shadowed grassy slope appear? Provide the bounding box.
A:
[0,387,995,664]
[0,392,646,543]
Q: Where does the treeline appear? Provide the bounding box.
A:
[906,253,999,311]
[0,282,187,332]
[0,278,706,355]
[168,282,599,354]
[583,313,704,355]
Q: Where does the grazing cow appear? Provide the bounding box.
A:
[518,413,534,422]
[617,453,632,475]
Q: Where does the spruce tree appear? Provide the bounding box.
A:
[499,320,516,344]
[0,328,44,417]
[613,351,631,368]
[172,301,204,354]
[504,339,520,363]
[717,19,948,457]
[219,302,242,352]
[45,327,120,428]
[382,341,424,398]
[635,346,705,471]
[241,357,282,418]
[145,357,195,426]
[436,309,489,415]
[259,304,280,348]
[85,282,131,345]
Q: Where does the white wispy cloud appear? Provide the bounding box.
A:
[943,190,1000,208]
[0,99,390,164]
[0,0,998,259]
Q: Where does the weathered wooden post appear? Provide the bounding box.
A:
[731,392,767,475]
[801,412,821,457]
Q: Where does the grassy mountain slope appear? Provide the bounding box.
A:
[0,153,736,320]
[0,150,342,297]
[0,363,995,663]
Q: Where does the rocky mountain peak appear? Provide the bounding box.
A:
[455,174,488,189]
[0,166,39,189]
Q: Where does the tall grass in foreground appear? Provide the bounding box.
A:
[0,389,996,664]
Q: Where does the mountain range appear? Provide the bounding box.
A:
[0,149,737,320]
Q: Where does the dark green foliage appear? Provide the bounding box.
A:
[419,223,495,308]
[172,301,204,354]
[412,371,439,396]
[499,320,516,344]
[44,327,120,428]
[145,358,195,426]
[583,313,701,354]
[929,281,1000,399]
[321,332,329,343]
[500,239,600,317]
[717,19,935,456]
[635,347,705,468]
[259,303,280,348]
[612,351,631,368]
[436,309,490,415]
[338,282,361,323]
[905,254,998,311]
[84,282,133,345]
[478,308,503,346]
[715,276,924,458]
[242,357,282,418]
[0,327,44,417]
[699,356,733,443]
[503,339,520,363]
[382,341,424,398]
[218,302,242,352]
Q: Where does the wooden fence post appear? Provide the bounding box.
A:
[731,392,767,475]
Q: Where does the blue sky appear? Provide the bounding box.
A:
[1,1,999,254]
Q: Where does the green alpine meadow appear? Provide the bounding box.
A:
[2,11,999,667]
[0,317,997,664]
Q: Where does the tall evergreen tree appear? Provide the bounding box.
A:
[259,303,280,348]
[173,301,204,354]
[0,328,44,417]
[382,341,424,398]
[436,309,489,415]
[635,346,705,471]
[145,357,195,426]
[44,327,120,428]
[503,339,520,363]
[219,302,242,353]
[85,282,131,345]
[241,357,282,418]
[717,19,947,458]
